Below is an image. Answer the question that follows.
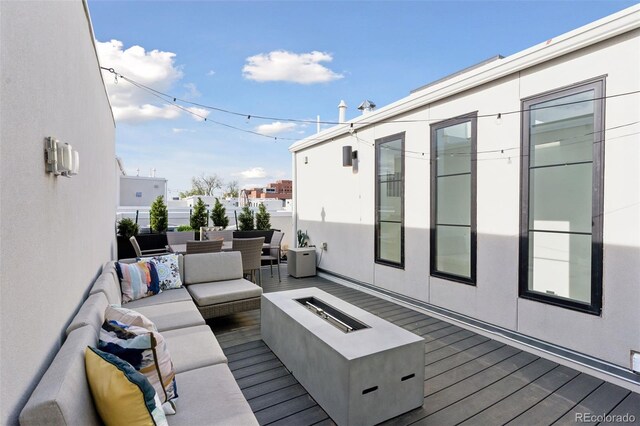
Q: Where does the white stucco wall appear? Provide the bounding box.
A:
[293,26,640,370]
[119,176,167,207]
[0,1,116,424]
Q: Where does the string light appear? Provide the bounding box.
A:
[98,67,640,151]
[99,66,640,127]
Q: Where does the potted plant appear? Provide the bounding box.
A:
[297,229,309,247]
[211,198,229,229]
[149,196,168,234]
[255,203,271,231]
[237,206,255,231]
[190,197,208,239]
[117,217,139,239]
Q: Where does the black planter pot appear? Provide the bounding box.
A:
[116,234,168,259]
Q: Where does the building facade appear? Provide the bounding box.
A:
[0,1,116,423]
[290,6,640,386]
[247,179,293,200]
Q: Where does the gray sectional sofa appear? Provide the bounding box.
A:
[19,251,261,425]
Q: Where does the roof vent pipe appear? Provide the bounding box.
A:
[338,100,347,124]
[357,100,376,115]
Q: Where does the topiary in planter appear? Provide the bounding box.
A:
[190,197,209,231]
[211,198,229,229]
[149,196,168,233]
[117,217,139,238]
[255,203,271,230]
[238,206,255,231]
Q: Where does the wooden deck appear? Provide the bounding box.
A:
[208,266,640,426]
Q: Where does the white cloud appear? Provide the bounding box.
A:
[255,121,297,136]
[186,107,210,122]
[242,50,343,84]
[96,39,188,123]
[207,70,216,76]
[172,128,195,133]
[183,82,201,99]
[238,167,267,179]
[116,104,180,124]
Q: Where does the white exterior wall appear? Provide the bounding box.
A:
[119,175,167,207]
[293,23,640,370]
[0,2,116,424]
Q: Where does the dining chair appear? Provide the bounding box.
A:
[261,231,284,282]
[232,237,265,286]
[186,238,224,254]
[129,236,170,258]
[166,231,195,246]
[201,228,234,242]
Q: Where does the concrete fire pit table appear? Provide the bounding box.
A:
[261,287,425,426]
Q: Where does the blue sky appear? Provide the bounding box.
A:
[88,0,636,197]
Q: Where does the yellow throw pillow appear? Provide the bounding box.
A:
[85,346,167,426]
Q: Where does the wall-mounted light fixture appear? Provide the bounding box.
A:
[45,137,79,177]
[342,146,358,167]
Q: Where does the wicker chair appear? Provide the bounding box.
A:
[201,228,234,242]
[261,231,284,282]
[186,238,224,254]
[129,236,169,258]
[232,237,265,285]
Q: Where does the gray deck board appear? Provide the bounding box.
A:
[213,265,638,426]
[553,382,631,425]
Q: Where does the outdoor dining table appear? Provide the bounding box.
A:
[168,241,270,254]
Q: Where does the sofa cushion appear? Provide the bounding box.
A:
[99,321,178,407]
[124,287,193,309]
[183,252,243,285]
[90,271,122,305]
[115,261,161,303]
[163,325,227,373]
[171,364,259,426]
[19,326,101,426]
[147,254,183,290]
[85,346,168,426]
[66,292,109,336]
[187,278,262,306]
[105,305,157,332]
[134,300,205,332]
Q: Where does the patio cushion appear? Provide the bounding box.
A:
[124,287,193,309]
[66,292,109,336]
[105,304,157,332]
[85,346,167,426]
[147,253,183,290]
[115,261,161,303]
[186,279,262,306]
[171,364,258,426]
[99,321,178,407]
[90,271,122,305]
[163,325,227,373]
[133,300,205,332]
[183,252,243,285]
[19,326,101,426]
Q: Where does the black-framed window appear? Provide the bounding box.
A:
[375,132,405,268]
[430,113,477,284]
[519,77,605,315]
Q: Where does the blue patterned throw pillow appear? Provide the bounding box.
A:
[147,254,182,290]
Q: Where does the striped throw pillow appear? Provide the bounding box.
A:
[114,261,160,303]
[99,320,178,410]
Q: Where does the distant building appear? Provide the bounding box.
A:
[246,179,292,200]
[119,175,167,207]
